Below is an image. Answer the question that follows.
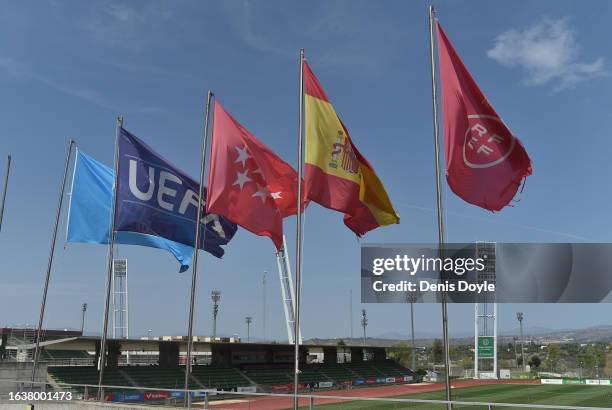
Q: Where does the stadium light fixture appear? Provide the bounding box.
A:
[245,316,252,342]
[212,290,221,339]
[80,303,87,334]
[361,309,368,348]
[516,312,525,372]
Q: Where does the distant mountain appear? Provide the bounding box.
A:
[304,325,612,347]
[380,325,612,341]
[81,324,612,345]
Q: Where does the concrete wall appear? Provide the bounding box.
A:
[0,362,47,397]
[323,347,336,364]
[1,402,176,409]
[211,347,231,366]
[350,348,364,362]
[0,334,7,359]
[106,342,121,369]
[158,342,179,368]
[372,347,386,361]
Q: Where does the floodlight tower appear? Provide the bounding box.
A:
[361,309,368,347]
[112,259,129,339]
[275,235,302,344]
[517,312,525,372]
[80,303,87,334]
[211,290,221,339]
[245,316,252,342]
[474,242,497,379]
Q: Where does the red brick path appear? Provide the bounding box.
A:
[207,379,539,410]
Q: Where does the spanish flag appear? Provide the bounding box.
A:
[303,61,399,235]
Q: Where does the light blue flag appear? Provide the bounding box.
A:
[67,149,193,272]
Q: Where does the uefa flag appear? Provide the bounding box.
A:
[67,150,195,272]
[114,127,238,257]
[303,61,399,235]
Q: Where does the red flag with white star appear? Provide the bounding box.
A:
[207,100,301,250]
[437,22,532,211]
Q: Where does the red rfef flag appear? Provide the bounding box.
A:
[437,22,532,211]
[207,101,301,250]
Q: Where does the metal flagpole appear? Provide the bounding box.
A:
[0,154,11,232]
[410,298,416,371]
[293,48,305,410]
[263,271,267,341]
[428,5,452,409]
[31,140,75,383]
[349,289,353,339]
[183,90,214,408]
[97,117,123,401]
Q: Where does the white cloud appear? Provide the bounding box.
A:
[219,0,293,58]
[0,57,27,82]
[221,0,405,77]
[105,3,135,22]
[487,18,606,91]
[0,56,112,108]
[0,56,165,113]
[80,2,173,50]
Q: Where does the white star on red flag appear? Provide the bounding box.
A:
[233,169,251,190]
[234,145,250,167]
[252,183,270,203]
[207,101,304,251]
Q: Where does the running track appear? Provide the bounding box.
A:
[206,380,539,410]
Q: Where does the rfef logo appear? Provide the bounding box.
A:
[463,115,516,169]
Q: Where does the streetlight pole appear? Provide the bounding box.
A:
[361,309,368,348]
[245,317,252,342]
[516,312,525,372]
[211,291,221,339]
[80,303,87,334]
[406,293,417,371]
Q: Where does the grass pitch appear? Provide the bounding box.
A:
[308,384,612,409]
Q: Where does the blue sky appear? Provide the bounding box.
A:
[0,1,611,341]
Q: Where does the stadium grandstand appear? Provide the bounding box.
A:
[1,330,415,402]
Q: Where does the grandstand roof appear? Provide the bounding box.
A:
[33,336,384,351]
[0,328,82,338]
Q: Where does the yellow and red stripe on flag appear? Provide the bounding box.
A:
[303,61,399,236]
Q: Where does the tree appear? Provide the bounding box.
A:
[432,339,443,365]
[575,344,607,377]
[388,342,412,368]
[566,343,580,357]
[547,344,561,372]
[528,355,541,370]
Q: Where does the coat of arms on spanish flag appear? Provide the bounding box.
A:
[303,61,399,236]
